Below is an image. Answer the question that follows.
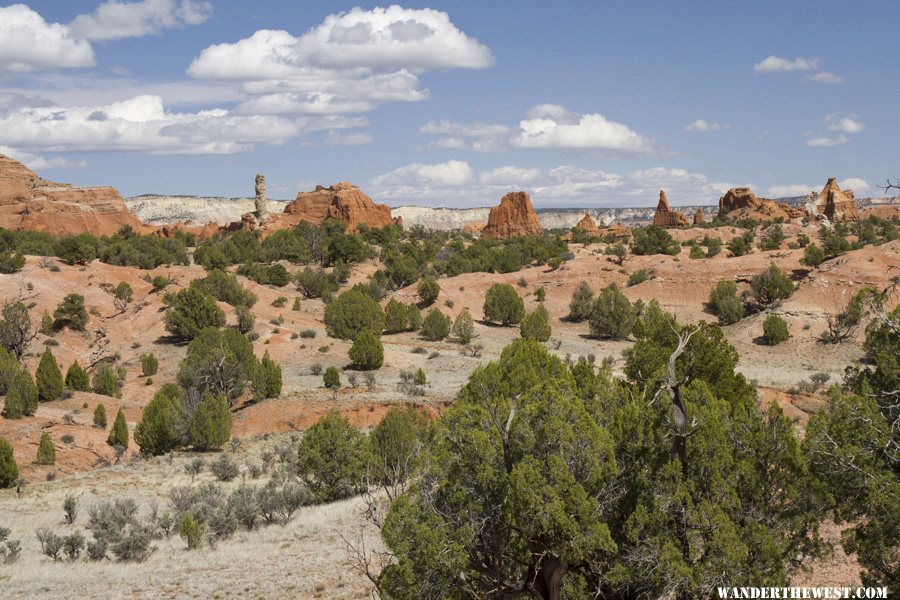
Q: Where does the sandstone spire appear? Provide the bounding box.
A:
[254,174,268,223]
[653,190,689,227]
[480,191,543,239]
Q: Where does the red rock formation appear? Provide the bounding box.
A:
[693,209,705,225]
[861,205,900,220]
[573,213,601,237]
[0,153,147,237]
[717,187,804,221]
[604,224,633,239]
[461,221,487,235]
[653,191,690,227]
[480,191,543,240]
[814,177,859,222]
[265,181,393,233]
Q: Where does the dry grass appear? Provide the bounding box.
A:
[0,434,383,599]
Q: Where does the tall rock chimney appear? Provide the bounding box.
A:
[254,174,267,223]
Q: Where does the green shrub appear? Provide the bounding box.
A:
[452,308,475,344]
[727,236,751,257]
[689,244,705,259]
[0,251,25,274]
[36,347,63,402]
[296,409,369,502]
[801,243,825,267]
[348,331,384,370]
[520,305,551,342]
[627,269,652,287]
[417,277,440,306]
[324,289,385,340]
[139,353,158,377]
[369,406,429,496]
[703,235,722,257]
[65,361,90,392]
[134,384,185,455]
[56,234,98,265]
[421,308,451,341]
[483,283,525,326]
[253,350,283,399]
[750,263,795,306]
[179,515,203,550]
[188,392,232,450]
[210,453,239,481]
[384,298,409,333]
[53,294,88,331]
[323,366,341,389]
[709,280,745,325]
[271,296,287,308]
[107,409,129,449]
[5,369,38,418]
[93,403,107,428]
[92,363,122,398]
[534,286,546,302]
[567,281,594,322]
[164,288,226,341]
[589,284,635,340]
[631,225,680,255]
[35,432,56,465]
[295,267,339,300]
[0,436,18,488]
[407,304,422,331]
[762,314,790,346]
[177,327,257,405]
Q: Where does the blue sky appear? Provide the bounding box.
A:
[1,1,898,207]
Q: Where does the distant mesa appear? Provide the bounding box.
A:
[718,187,804,222]
[261,180,394,233]
[653,190,690,228]
[0,153,147,237]
[481,191,543,239]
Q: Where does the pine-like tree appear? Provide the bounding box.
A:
[35,432,56,465]
[188,392,232,450]
[5,369,37,418]
[107,409,129,449]
[348,331,384,370]
[64,361,90,392]
[134,384,186,455]
[452,308,475,344]
[36,347,64,402]
[93,403,107,428]
[253,350,283,399]
[0,435,18,488]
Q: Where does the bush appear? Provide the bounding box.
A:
[407,304,422,331]
[63,495,77,524]
[627,269,652,287]
[762,314,790,346]
[0,251,25,274]
[65,361,90,392]
[323,366,341,388]
[324,289,385,340]
[709,280,745,325]
[452,308,475,344]
[421,308,451,341]
[535,286,546,302]
[0,436,18,488]
[369,406,429,496]
[210,453,240,482]
[164,288,226,341]
[34,347,63,402]
[727,236,751,257]
[93,403,107,428]
[107,409,129,449]
[92,363,122,398]
[188,392,232,450]
[177,327,258,404]
[253,350,283,399]
[689,245,705,259]
[520,305,551,342]
[0,301,34,359]
[36,432,56,465]
[802,243,825,267]
[383,298,408,333]
[589,284,635,340]
[191,269,257,308]
[134,384,186,455]
[567,281,594,322]
[139,353,158,377]
[483,283,525,326]
[295,266,339,300]
[750,263,795,306]
[5,369,38,418]
[631,225,680,255]
[179,515,203,550]
[703,235,723,257]
[417,276,440,306]
[349,331,384,370]
[296,409,369,502]
[53,294,88,331]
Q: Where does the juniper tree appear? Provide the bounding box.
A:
[65,361,90,392]
[35,432,55,465]
[107,409,129,449]
[36,347,64,402]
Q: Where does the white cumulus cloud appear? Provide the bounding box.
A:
[808,71,844,84]
[0,4,95,72]
[766,184,815,197]
[839,178,869,192]
[69,0,213,42]
[0,145,87,170]
[825,113,864,134]
[807,135,849,147]
[187,6,492,116]
[684,119,730,132]
[754,55,820,73]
